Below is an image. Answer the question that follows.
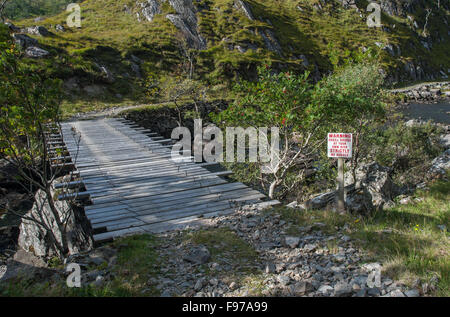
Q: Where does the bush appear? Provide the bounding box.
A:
[212,61,387,199]
[372,122,444,183]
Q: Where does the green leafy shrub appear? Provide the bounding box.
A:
[372,122,444,183]
[212,60,386,199]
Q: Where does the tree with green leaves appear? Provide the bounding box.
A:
[0,26,79,258]
[213,60,386,199]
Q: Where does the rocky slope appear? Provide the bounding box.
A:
[2,0,450,103]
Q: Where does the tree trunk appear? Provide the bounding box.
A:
[268,179,281,199]
[45,186,70,258]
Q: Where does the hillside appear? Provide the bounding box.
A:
[2,0,450,111]
[2,0,81,20]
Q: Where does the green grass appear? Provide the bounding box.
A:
[277,176,450,296]
[0,234,161,297]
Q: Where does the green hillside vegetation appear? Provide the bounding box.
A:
[3,0,449,115]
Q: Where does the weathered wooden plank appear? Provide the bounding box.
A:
[59,118,274,242]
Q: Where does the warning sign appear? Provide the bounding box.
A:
[327,133,353,158]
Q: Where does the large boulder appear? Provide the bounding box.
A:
[18,188,93,260]
[428,149,450,179]
[25,46,49,58]
[346,162,398,209]
[304,162,398,213]
[22,26,51,37]
[12,34,38,48]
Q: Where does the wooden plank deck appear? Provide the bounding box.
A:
[56,118,279,242]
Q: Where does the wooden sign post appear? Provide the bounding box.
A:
[327,133,353,213]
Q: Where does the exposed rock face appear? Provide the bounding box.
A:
[378,0,423,17]
[346,162,398,210]
[18,189,93,259]
[22,26,50,37]
[25,46,49,58]
[259,29,283,56]
[12,34,38,48]
[428,149,450,179]
[337,0,358,10]
[234,0,254,20]
[139,0,161,22]
[100,66,115,83]
[165,0,207,49]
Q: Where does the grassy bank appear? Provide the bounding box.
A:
[279,177,450,296]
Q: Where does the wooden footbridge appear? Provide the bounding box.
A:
[49,118,279,243]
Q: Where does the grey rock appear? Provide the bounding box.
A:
[404,289,420,297]
[334,282,352,297]
[318,284,333,295]
[194,278,206,291]
[183,246,211,264]
[63,77,80,91]
[165,0,207,49]
[0,259,56,283]
[285,236,300,248]
[88,255,106,266]
[55,24,65,32]
[303,243,317,253]
[286,201,299,209]
[293,280,314,295]
[18,188,93,259]
[259,29,283,56]
[100,66,115,83]
[161,290,172,297]
[140,0,161,22]
[388,289,406,297]
[23,26,50,37]
[25,46,49,58]
[367,287,381,296]
[277,275,291,286]
[130,54,142,64]
[233,0,254,20]
[265,263,276,274]
[428,150,450,179]
[12,34,38,48]
[304,191,335,210]
[355,289,366,297]
[346,162,398,210]
[209,278,218,287]
[299,54,309,67]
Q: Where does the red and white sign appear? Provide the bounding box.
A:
[328,133,353,158]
